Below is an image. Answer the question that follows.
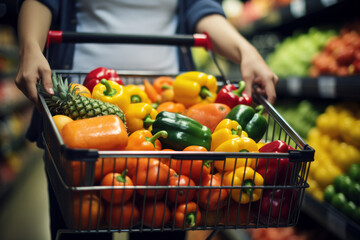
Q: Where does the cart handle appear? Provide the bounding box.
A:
[47,30,213,50]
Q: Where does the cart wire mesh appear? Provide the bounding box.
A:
[41,71,314,234]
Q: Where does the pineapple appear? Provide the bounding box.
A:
[38,72,126,124]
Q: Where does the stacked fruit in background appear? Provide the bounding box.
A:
[266,27,336,77]
[323,163,360,224]
[223,0,292,30]
[309,21,360,77]
[306,102,360,201]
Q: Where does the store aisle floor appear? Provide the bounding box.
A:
[0,153,51,240]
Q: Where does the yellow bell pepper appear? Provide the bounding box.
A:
[214,137,258,172]
[125,84,151,104]
[211,119,248,151]
[223,166,263,204]
[173,71,217,108]
[125,103,158,133]
[92,79,131,113]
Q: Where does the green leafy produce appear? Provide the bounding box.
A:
[267,27,337,77]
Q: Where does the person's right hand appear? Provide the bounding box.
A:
[15,42,53,110]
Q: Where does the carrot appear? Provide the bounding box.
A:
[61,115,128,150]
[152,76,174,94]
[185,103,231,132]
[144,79,160,103]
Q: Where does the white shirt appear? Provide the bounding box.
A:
[73,0,179,74]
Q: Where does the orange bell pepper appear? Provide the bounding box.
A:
[153,76,174,94]
[125,129,167,151]
[61,115,128,150]
[157,101,186,114]
[176,145,212,184]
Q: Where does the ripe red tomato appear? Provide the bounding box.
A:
[168,173,196,204]
[176,146,211,184]
[142,201,170,228]
[70,157,128,186]
[73,193,104,229]
[199,174,228,211]
[105,202,140,229]
[101,171,134,204]
[132,159,170,198]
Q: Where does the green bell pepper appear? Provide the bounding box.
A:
[225,104,267,142]
[151,111,212,151]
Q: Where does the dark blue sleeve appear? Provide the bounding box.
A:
[183,0,226,33]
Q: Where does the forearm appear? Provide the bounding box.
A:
[18,0,52,55]
[195,14,252,64]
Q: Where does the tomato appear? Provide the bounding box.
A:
[172,202,201,228]
[199,174,228,211]
[73,193,104,229]
[101,171,134,204]
[105,202,140,229]
[168,173,196,204]
[70,157,128,186]
[95,157,128,183]
[176,146,211,184]
[142,201,170,228]
[160,149,178,172]
[132,159,170,198]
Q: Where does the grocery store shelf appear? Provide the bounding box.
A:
[302,194,360,240]
[276,76,360,99]
[239,0,354,37]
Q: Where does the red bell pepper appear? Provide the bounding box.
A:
[256,188,298,224]
[215,81,252,108]
[83,67,124,93]
[257,140,295,185]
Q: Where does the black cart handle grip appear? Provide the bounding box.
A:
[47,30,213,50]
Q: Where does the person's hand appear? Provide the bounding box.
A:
[240,44,278,105]
[15,42,53,110]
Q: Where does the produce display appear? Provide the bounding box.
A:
[273,100,322,140]
[267,27,337,77]
[306,102,360,201]
[310,21,360,77]
[45,69,306,230]
[324,163,360,224]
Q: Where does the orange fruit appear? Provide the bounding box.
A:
[52,115,74,133]
[69,83,91,98]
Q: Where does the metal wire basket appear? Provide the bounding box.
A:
[41,32,314,236]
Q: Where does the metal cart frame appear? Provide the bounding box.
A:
[41,31,314,240]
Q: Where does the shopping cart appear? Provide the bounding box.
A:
[41,31,314,240]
